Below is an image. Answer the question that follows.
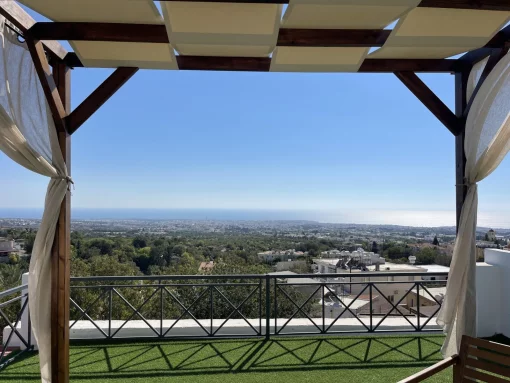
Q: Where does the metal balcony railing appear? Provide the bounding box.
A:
[68,272,448,340]
[0,284,31,368]
[0,271,448,368]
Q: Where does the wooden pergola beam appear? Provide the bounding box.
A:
[63,54,464,72]
[25,38,67,133]
[29,22,509,50]
[50,60,71,383]
[176,56,271,72]
[360,59,465,73]
[418,0,510,11]
[0,1,67,61]
[394,71,462,136]
[29,23,393,47]
[459,25,510,66]
[29,22,169,44]
[66,67,139,135]
[278,29,390,47]
[169,56,463,73]
[155,0,510,10]
[455,71,468,231]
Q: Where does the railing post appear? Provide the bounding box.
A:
[416,283,421,331]
[209,285,213,336]
[322,284,325,333]
[369,283,373,332]
[21,273,30,350]
[265,275,270,340]
[159,280,163,338]
[108,287,112,339]
[258,277,262,336]
[274,277,277,335]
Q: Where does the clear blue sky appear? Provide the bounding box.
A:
[1,8,509,227]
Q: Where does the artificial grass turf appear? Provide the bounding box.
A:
[1,335,452,383]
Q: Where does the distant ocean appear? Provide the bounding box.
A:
[1,208,510,228]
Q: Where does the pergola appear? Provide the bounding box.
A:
[0,1,509,382]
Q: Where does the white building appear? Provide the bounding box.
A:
[257,249,307,263]
[313,255,450,315]
[0,240,17,263]
[320,249,349,258]
[275,260,307,271]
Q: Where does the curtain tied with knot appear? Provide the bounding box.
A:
[0,17,71,383]
[437,51,510,357]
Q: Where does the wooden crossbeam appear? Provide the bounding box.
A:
[0,1,67,61]
[25,38,67,133]
[29,23,393,47]
[66,67,139,134]
[29,22,509,50]
[361,59,464,73]
[176,56,271,72]
[29,22,169,44]
[64,53,463,72]
[418,0,510,11]
[459,25,510,66]
[156,0,510,10]
[395,71,462,135]
[278,29,390,47]
[168,56,463,72]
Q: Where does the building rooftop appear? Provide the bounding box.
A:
[268,271,317,284]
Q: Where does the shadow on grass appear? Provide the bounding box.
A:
[0,335,445,381]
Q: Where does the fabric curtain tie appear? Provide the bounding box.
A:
[52,175,74,190]
[455,179,476,188]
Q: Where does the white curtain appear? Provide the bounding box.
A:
[0,17,70,383]
[437,51,510,357]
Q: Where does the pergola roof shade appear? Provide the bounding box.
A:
[371,7,510,58]
[16,0,510,72]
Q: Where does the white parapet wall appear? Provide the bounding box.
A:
[4,316,441,348]
[476,249,510,338]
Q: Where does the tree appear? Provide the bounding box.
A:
[86,239,114,256]
[415,248,439,265]
[485,233,490,241]
[23,232,36,254]
[432,236,440,246]
[171,244,186,257]
[133,247,151,273]
[371,241,379,253]
[132,237,147,249]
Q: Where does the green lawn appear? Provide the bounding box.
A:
[1,335,452,383]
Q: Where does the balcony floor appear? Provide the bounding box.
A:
[1,335,451,382]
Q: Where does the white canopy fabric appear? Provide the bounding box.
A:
[18,0,510,70]
[437,51,510,357]
[0,17,70,383]
[370,8,510,59]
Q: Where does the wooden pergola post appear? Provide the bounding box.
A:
[50,60,71,383]
[455,71,468,232]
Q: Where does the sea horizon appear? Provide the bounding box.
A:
[1,207,510,229]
